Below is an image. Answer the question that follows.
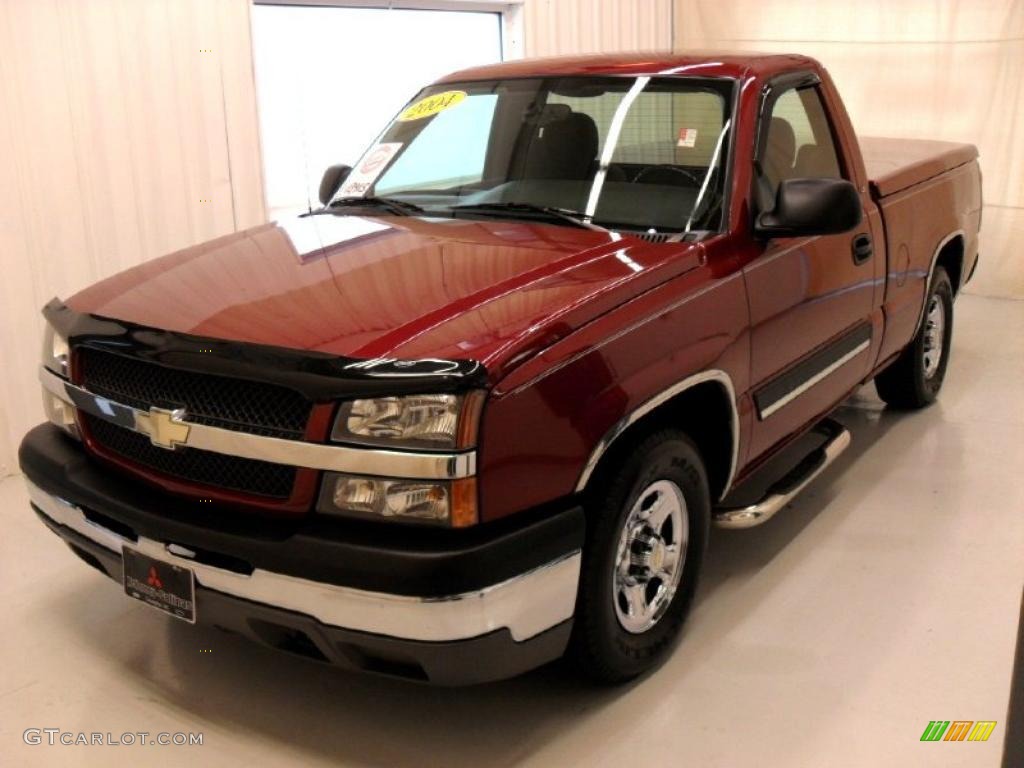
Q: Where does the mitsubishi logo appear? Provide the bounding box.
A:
[147,565,163,589]
[135,407,190,450]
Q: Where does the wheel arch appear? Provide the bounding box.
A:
[909,230,964,339]
[575,370,739,503]
[935,231,965,296]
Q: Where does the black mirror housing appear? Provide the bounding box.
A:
[318,164,352,206]
[755,178,862,239]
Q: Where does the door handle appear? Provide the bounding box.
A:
[852,234,872,265]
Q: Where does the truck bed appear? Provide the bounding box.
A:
[860,136,979,199]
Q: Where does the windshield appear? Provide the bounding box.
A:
[333,76,735,234]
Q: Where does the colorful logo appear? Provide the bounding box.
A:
[920,721,997,742]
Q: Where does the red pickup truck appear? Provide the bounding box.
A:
[22,52,981,685]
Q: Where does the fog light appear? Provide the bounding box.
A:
[318,473,477,527]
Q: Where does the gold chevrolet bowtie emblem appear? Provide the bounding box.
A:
[135,407,190,450]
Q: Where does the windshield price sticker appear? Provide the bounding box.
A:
[678,128,698,148]
[398,90,466,122]
[338,142,403,197]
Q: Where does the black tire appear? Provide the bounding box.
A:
[875,266,954,409]
[568,429,710,684]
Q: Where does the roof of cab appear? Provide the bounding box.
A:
[436,51,817,84]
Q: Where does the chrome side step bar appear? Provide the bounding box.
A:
[713,419,851,529]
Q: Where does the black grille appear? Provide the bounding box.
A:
[78,347,311,439]
[84,415,296,499]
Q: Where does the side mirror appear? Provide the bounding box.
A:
[318,164,352,206]
[755,178,862,239]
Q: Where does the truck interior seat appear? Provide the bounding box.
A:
[756,116,796,209]
[793,143,841,180]
[763,116,796,188]
[521,110,599,181]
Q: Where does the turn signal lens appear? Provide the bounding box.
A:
[449,477,478,528]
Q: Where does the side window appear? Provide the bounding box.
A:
[761,86,842,200]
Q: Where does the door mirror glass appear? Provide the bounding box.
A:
[755,177,862,238]
[318,164,352,206]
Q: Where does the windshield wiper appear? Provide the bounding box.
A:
[449,201,605,231]
[315,196,425,216]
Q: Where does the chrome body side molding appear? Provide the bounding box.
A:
[753,322,872,420]
[26,480,580,643]
[758,340,871,419]
[39,366,475,480]
[575,369,739,501]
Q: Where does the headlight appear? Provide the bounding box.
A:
[40,321,78,438]
[42,323,70,378]
[317,473,477,527]
[332,392,484,450]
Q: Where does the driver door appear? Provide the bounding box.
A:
[744,76,875,459]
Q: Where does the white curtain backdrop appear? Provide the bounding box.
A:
[0,0,265,476]
[524,0,673,57]
[673,0,1024,299]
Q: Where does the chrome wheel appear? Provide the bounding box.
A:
[922,294,945,379]
[613,479,688,634]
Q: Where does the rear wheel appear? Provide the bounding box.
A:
[568,430,710,683]
[875,266,954,409]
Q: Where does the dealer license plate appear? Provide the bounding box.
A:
[122,547,196,623]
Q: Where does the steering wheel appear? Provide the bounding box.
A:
[633,165,703,188]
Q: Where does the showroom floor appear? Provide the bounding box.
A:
[1,293,1021,768]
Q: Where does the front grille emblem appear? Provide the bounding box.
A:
[135,407,190,450]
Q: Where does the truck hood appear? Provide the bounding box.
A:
[67,214,703,380]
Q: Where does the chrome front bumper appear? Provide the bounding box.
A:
[26,479,581,645]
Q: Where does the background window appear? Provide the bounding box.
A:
[251,4,502,219]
